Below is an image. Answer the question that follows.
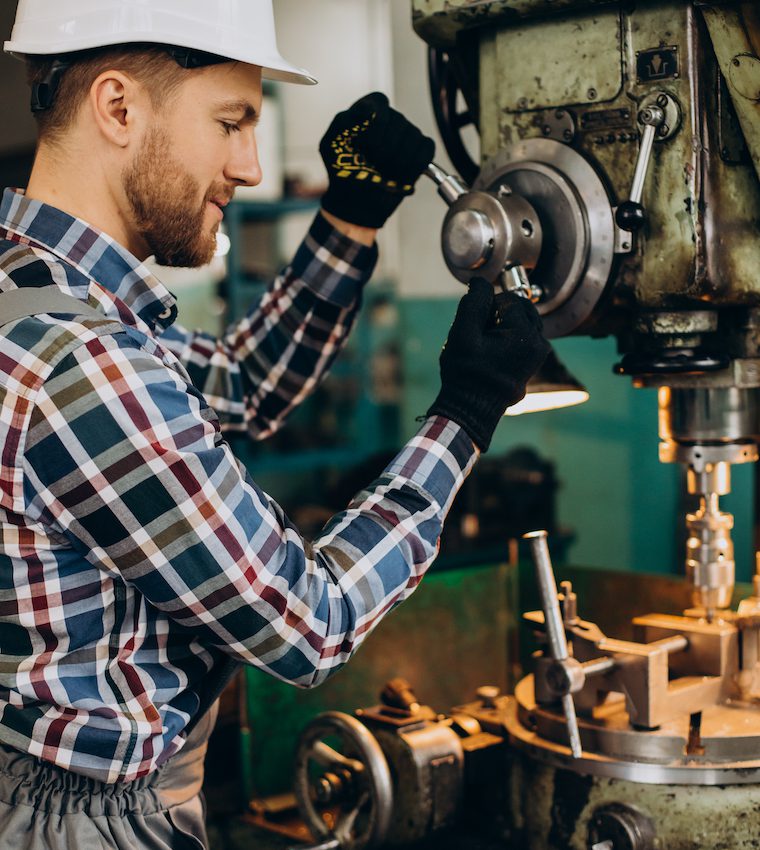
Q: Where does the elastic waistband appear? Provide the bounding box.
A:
[0,703,217,817]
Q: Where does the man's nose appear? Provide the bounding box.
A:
[226,129,262,187]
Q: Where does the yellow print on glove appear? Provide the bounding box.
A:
[330,117,411,192]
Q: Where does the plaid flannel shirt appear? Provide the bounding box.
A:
[0,188,477,783]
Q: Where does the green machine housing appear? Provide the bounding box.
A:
[415,0,760,628]
[415,1,760,346]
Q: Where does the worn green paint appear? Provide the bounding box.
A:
[242,562,518,796]
[702,5,760,185]
[487,11,622,115]
[418,1,760,309]
[510,754,760,850]
[412,0,621,47]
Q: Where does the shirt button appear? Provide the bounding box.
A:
[158,307,172,320]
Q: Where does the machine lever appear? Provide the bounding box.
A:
[523,530,583,758]
[424,161,469,206]
[615,104,665,232]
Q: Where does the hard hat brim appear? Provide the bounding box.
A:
[4,35,317,86]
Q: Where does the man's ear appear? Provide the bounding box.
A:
[89,71,146,148]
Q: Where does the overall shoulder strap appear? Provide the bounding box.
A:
[0,286,107,326]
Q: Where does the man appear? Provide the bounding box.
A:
[0,1,548,847]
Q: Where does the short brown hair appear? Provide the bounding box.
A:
[25,45,191,142]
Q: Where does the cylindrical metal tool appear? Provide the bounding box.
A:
[524,530,583,757]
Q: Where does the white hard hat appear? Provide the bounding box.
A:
[4,0,317,85]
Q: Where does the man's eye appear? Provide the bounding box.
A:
[220,121,241,134]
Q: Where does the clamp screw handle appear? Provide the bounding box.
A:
[523,530,583,757]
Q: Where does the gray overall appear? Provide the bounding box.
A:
[0,703,217,850]
[0,287,221,849]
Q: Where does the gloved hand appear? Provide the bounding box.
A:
[427,278,550,452]
[319,92,435,228]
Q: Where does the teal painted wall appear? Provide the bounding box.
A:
[399,298,754,581]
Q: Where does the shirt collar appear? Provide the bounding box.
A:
[0,188,178,331]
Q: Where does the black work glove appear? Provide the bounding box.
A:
[427,278,551,452]
[319,91,435,228]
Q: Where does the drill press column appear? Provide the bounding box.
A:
[659,387,759,620]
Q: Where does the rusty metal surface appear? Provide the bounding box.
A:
[509,752,760,849]
[492,12,622,112]
[702,4,760,184]
[412,0,622,47]
[418,0,760,321]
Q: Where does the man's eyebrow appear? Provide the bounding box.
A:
[215,99,259,122]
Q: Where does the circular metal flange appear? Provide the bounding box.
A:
[658,441,759,468]
[440,189,542,282]
[634,311,718,335]
[588,803,656,850]
[476,139,616,338]
[505,684,760,785]
[293,711,393,850]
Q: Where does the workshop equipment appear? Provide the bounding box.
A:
[416,0,760,626]
[283,2,760,849]
[290,540,760,849]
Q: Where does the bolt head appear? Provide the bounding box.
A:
[476,685,501,708]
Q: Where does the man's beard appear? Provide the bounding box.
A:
[123,127,221,268]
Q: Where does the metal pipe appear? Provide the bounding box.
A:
[581,657,616,677]
[651,635,689,655]
[524,530,583,758]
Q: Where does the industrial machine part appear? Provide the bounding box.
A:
[383,7,760,848]
[290,537,760,849]
[424,161,542,300]
[292,711,393,850]
[415,0,760,673]
[524,530,583,758]
[500,529,760,848]
[291,681,481,850]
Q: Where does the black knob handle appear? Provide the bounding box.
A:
[615,200,647,232]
